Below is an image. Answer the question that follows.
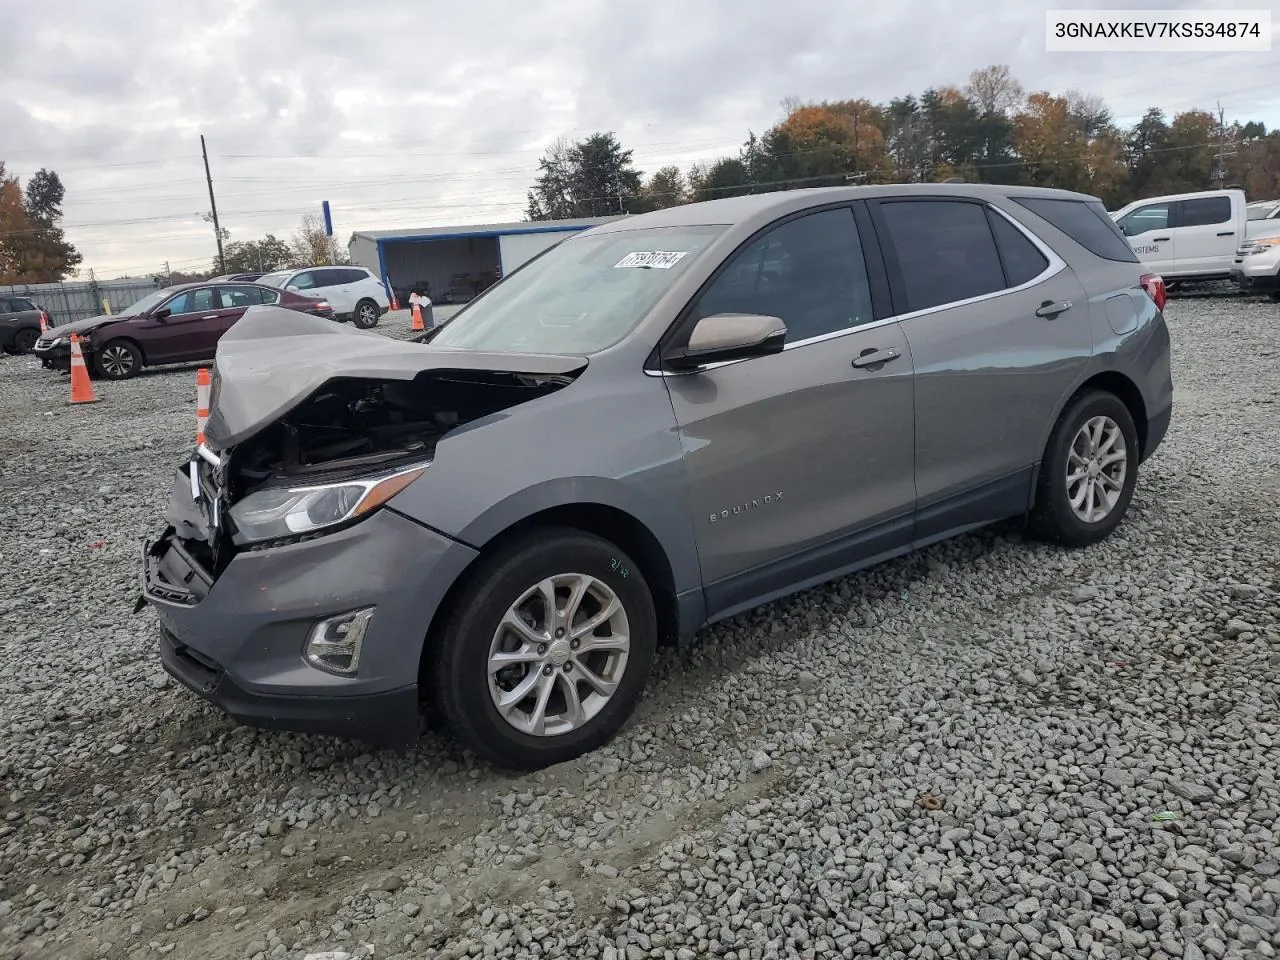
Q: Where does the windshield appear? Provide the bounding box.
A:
[428,225,725,354]
[257,271,292,288]
[118,288,175,316]
[1247,203,1279,220]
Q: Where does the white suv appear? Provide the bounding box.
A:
[257,266,390,328]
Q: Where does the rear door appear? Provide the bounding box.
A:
[1172,195,1236,276]
[869,196,1092,537]
[1115,201,1175,275]
[209,285,269,343]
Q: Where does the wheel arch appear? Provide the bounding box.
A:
[417,501,686,691]
[95,333,148,367]
[1029,368,1149,511]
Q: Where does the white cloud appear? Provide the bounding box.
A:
[4,0,1278,276]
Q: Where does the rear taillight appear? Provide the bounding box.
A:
[1140,273,1167,312]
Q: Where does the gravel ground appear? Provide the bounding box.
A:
[1,297,1278,960]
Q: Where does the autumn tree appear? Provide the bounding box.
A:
[0,167,81,282]
[0,163,27,281]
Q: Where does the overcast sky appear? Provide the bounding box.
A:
[3,0,1277,278]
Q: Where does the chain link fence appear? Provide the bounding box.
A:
[0,277,164,326]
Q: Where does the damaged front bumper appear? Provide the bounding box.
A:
[137,463,479,746]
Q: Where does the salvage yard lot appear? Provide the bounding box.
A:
[1,299,1278,960]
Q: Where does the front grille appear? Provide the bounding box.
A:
[35,338,53,349]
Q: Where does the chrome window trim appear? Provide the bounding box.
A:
[645,202,1065,377]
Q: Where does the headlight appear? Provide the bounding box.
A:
[228,463,427,545]
[1246,236,1280,254]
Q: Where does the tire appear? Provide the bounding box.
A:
[7,328,38,354]
[352,299,380,329]
[93,339,143,380]
[1028,390,1139,548]
[429,528,657,769]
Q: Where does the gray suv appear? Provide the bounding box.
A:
[139,184,1173,769]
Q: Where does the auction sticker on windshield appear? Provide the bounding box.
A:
[614,251,689,269]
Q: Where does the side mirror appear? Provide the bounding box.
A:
[663,313,787,371]
[153,307,172,321]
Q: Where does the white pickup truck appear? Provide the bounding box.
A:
[1110,188,1280,289]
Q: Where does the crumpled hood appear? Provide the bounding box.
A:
[203,305,588,450]
[44,314,120,338]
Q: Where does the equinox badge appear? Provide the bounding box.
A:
[710,491,783,523]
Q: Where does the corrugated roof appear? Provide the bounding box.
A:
[351,215,624,242]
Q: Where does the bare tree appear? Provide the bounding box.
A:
[965,65,1024,116]
[290,213,346,266]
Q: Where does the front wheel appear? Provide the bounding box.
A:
[1028,390,1139,548]
[429,528,657,769]
[352,299,380,329]
[94,339,143,380]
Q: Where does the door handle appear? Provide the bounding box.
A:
[851,347,901,369]
[1216,231,1234,236]
[200,315,219,320]
[1151,236,1170,242]
[1036,300,1073,319]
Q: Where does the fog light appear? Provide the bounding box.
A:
[305,607,375,675]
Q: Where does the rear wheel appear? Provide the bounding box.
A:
[429,528,656,769]
[94,339,143,380]
[7,328,38,354]
[352,299,379,329]
[1028,390,1139,548]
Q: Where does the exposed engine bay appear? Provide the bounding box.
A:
[226,368,576,499]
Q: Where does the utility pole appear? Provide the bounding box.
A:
[1212,102,1234,185]
[201,134,226,274]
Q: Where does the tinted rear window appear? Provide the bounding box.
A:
[1179,196,1231,227]
[1011,197,1139,263]
[878,199,1007,312]
[989,212,1050,286]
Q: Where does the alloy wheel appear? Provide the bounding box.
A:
[1066,415,1128,524]
[100,345,135,377]
[487,573,631,737]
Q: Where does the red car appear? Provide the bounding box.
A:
[33,280,335,380]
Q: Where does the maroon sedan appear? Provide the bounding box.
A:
[33,280,335,380]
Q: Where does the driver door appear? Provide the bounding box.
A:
[138,287,222,362]
[1116,201,1175,274]
[660,204,917,620]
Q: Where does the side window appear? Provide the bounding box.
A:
[1179,196,1231,227]
[1117,203,1170,236]
[1011,197,1139,263]
[287,271,316,290]
[14,298,35,311]
[189,288,217,313]
[162,292,190,314]
[878,200,1006,313]
[989,212,1050,287]
[312,269,347,288]
[692,207,875,343]
[256,286,280,304]
[219,286,273,308]
[339,268,369,284]
[0,298,13,313]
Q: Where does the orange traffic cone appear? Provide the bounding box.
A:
[411,302,424,331]
[195,367,211,445]
[39,311,49,334]
[69,334,99,404]
[390,292,400,311]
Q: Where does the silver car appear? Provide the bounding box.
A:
[139,184,1173,769]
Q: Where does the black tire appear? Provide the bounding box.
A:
[352,299,380,329]
[1028,390,1139,548]
[429,527,656,770]
[7,328,38,354]
[93,339,143,380]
